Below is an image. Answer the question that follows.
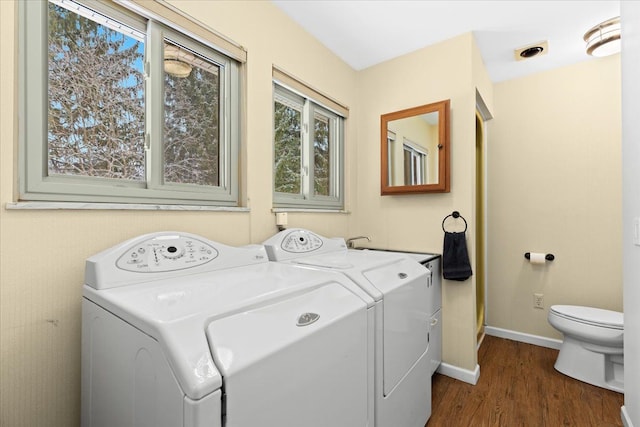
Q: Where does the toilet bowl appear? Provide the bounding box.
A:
[548,305,624,393]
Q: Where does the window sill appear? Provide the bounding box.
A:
[6,202,250,212]
[271,208,350,214]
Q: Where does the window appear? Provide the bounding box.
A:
[272,69,346,209]
[20,0,243,206]
[387,130,396,185]
[403,141,428,185]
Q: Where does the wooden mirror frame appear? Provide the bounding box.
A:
[381,99,450,195]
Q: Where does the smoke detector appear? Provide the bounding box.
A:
[514,41,549,61]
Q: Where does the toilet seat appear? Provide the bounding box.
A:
[550,305,623,330]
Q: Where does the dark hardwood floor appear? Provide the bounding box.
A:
[427,335,624,427]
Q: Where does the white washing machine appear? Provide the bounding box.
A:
[82,231,375,427]
[263,229,433,427]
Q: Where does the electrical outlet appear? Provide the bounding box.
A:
[534,293,544,309]
[276,212,288,227]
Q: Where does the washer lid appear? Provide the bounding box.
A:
[206,283,370,426]
[550,305,623,329]
[82,261,375,400]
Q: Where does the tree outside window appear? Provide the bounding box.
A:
[273,83,343,209]
[20,0,241,206]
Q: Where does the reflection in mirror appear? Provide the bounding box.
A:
[381,100,450,194]
[387,111,439,186]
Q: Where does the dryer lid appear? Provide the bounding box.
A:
[294,253,354,269]
[550,305,623,329]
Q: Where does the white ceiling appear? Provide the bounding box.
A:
[272,0,621,82]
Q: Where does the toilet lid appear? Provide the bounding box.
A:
[550,305,623,329]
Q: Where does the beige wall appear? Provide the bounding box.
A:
[355,33,485,372]
[7,0,622,426]
[486,55,623,338]
[0,1,360,426]
[472,33,494,116]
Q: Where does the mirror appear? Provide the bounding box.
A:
[381,99,450,194]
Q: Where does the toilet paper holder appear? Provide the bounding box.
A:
[524,252,555,261]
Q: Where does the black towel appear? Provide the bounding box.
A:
[442,231,472,281]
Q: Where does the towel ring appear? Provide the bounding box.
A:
[442,211,468,233]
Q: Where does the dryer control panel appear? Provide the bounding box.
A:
[263,228,347,261]
[281,230,324,253]
[116,235,219,272]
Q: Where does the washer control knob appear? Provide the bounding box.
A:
[160,245,185,259]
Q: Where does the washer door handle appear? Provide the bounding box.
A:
[297,312,320,327]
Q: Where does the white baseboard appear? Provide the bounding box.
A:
[436,362,480,385]
[485,326,562,350]
[622,406,634,427]
[437,326,561,386]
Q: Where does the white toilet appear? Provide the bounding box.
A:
[548,305,624,393]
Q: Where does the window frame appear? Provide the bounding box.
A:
[402,141,428,186]
[272,78,345,210]
[19,0,242,206]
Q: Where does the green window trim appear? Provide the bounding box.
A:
[19,0,243,207]
[272,74,345,210]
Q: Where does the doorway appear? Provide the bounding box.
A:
[475,110,486,344]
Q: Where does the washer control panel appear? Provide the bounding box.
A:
[116,235,219,272]
[281,230,324,253]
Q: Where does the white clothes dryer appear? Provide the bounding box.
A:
[263,229,433,427]
[362,249,443,376]
[82,231,375,427]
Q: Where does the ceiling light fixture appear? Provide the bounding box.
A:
[163,59,192,78]
[164,43,193,78]
[584,17,621,57]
